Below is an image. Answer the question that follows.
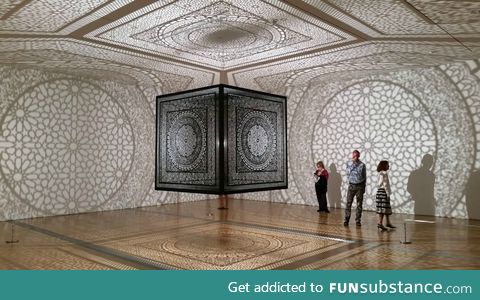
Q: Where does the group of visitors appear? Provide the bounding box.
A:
[313,150,395,231]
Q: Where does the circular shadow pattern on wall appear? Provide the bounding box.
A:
[0,79,134,215]
[312,80,437,210]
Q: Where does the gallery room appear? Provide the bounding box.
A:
[0,0,479,270]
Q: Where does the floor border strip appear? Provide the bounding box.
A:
[13,221,178,270]
[139,208,356,243]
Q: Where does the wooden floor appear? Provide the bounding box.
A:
[1,199,480,270]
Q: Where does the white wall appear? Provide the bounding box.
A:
[0,65,212,221]
[235,61,480,219]
[2,61,479,221]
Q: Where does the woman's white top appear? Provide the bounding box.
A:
[377,171,391,197]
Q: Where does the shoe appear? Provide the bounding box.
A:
[343,221,349,226]
[377,224,387,231]
[386,223,396,228]
[325,210,330,213]
[356,222,361,227]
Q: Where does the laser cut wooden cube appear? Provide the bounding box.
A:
[155,84,287,194]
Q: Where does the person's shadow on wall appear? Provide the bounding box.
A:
[407,154,436,216]
[327,163,342,210]
[466,169,480,220]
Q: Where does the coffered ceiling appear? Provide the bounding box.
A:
[1,0,479,90]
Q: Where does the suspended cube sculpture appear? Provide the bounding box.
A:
[155,84,287,194]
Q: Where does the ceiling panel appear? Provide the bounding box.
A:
[86,0,356,69]
[0,0,123,34]
[312,0,444,37]
[0,38,218,89]
[230,41,479,91]
[409,0,480,37]
[0,0,479,88]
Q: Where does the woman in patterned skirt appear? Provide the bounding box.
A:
[376,161,395,231]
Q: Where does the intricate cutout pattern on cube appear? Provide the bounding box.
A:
[155,85,287,194]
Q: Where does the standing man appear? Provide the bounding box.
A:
[344,150,366,227]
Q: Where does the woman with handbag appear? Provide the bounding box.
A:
[314,161,329,213]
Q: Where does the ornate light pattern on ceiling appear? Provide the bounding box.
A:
[0,0,109,34]
[0,49,155,85]
[230,42,478,91]
[324,0,444,36]
[58,0,136,34]
[0,39,217,90]
[304,0,480,38]
[0,0,24,18]
[409,0,480,36]
[131,1,311,63]
[0,0,479,75]
[88,0,353,69]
